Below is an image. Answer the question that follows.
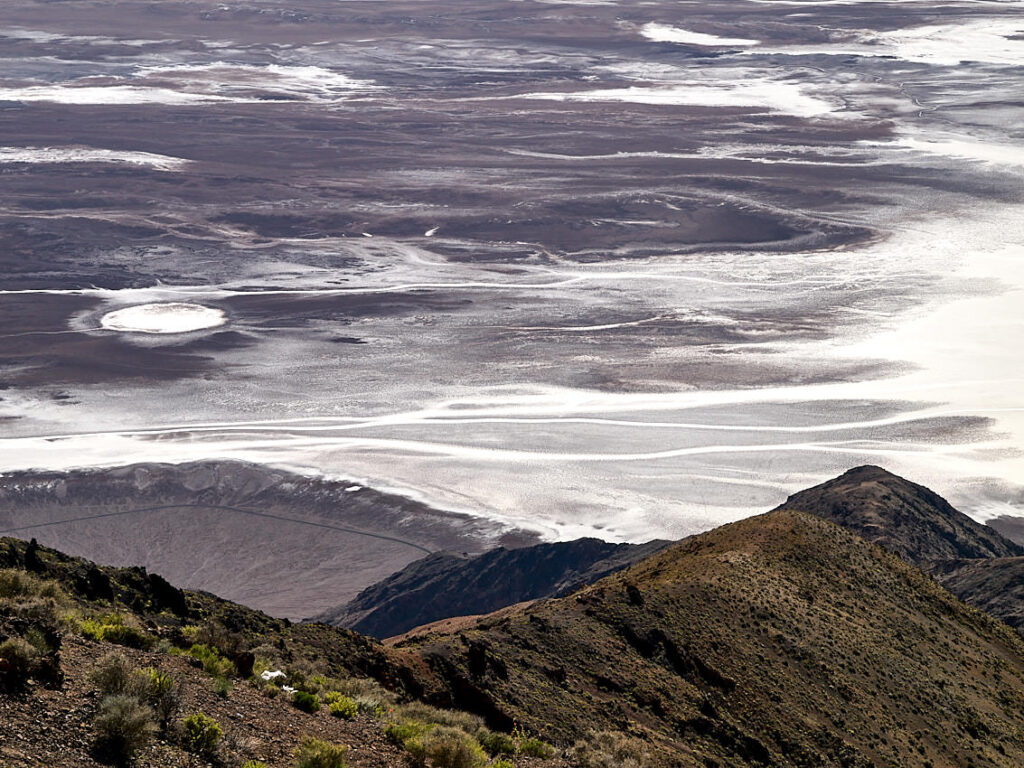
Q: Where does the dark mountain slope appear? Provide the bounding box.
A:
[317,538,669,638]
[929,557,1024,635]
[397,510,1024,767]
[989,514,1024,547]
[774,465,1023,562]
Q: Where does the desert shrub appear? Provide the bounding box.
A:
[184,643,235,678]
[293,690,321,713]
[517,736,555,758]
[211,675,233,698]
[386,720,429,747]
[140,668,180,728]
[476,728,517,756]
[23,626,53,654]
[192,620,246,657]
[492,761,514,768]
[8,596,61,625]
[93,695,157,765]
[570,730,652,768]
[330,675,397,704]
[0,636,40,688]
[328,695,358,719]
[293,736,349,768]
[354,694,387,718]
[79,614,151,649]
[422,726,487,768]
[395,702,483,734]
[181,712,223,758]
[242,762,269,768]
[0,569,63,601]
[91,653,141,697]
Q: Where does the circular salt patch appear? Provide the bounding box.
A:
[100,303,226,334]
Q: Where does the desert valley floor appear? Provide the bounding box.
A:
[0,0,1022,572]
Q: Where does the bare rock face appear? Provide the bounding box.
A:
[317,537,669,638]
[774,465,1023,563]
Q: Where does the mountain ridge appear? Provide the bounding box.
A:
[317,538,670,638]
[396,508,1024,765]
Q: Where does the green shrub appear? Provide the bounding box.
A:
[242,762,269,768]
[211,675,233,698]
[184,643,235,678]
[517,736,555,758]
[141,669,180,728]
[0,636,39,688]
[396,702,483,734]
[423,726,487,768]
[293,736,349,768]
[79,614,151,649]
[93,695,157,764]
[492,761,514,768]
[23,626,53,654]
[333,675,395,699]
[327,694,358,719]
[181,712,223,758]
[293,690,321,713]
[476,728,517,756]
[385,720,428,747]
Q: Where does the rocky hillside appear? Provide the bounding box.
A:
[397,510,1024,767]
[0,536,566,768]
[777,465,1024,635]
[317,539,669,638]
[5,468,1024,767]
[774,465,1023,562]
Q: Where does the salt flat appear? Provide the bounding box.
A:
[0,0,1022,547]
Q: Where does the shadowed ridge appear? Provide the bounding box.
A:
[773,465,1023,562]
[396,509,1024,766]
[316,538,670,638]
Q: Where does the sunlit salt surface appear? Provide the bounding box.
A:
[99,303,226,334]
[640,23,759,47]
[0,146,189,171]
[518,81,837,118]
[1,63,379,105]
[2,0,1024,543]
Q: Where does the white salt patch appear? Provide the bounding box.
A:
[751,19,1024,67]
[2,85,236,105]
[873,20,1024,66]
[519,81,837,119]
[865,135,1024,168]
[0,146,189,171]
[2,63,380,106]
[100,303,226,334]
[641,23,759,47]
